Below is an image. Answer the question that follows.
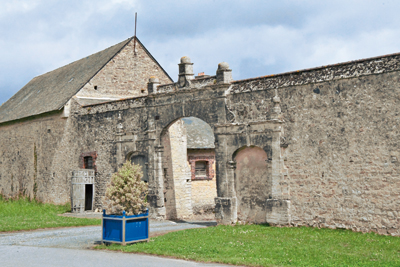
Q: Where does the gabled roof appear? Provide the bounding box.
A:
[0,37,172,124]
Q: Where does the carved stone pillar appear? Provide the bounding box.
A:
[266,121,290,225]
[226,160,237,198]
[115,112,124,168]
[153,145,166,219]
[214,160,237,224]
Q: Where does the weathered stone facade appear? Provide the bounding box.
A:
[0,37,172,206]
[1,37,400,236]
[0,111,67,202]
[162,119,193,219]
[76,39,171,100]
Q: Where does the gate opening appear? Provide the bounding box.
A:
[85,184,93,211]
[161,117,216,220]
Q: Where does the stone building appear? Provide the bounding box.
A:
[1,36,400,236]
[0,37,172,206]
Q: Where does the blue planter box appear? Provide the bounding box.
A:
[102,209,149,245]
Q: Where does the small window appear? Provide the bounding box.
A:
[94,85,98,90]
[84,156,93,169]
[195,161,208,178]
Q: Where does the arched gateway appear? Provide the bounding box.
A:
[106,57,290,224]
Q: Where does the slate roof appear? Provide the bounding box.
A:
[0,37,172,124]
[182,117,215,149]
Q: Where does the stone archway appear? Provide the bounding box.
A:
[160,117,217,220]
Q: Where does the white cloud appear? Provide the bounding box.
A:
[2,0,400,104]
[0,0,41,17]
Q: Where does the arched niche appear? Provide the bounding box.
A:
[233,145,272,223]
[126,152,148,183]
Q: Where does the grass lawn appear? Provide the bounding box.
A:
[0,197,100,232]
[96,224,400,267]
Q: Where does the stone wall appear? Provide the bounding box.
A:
[161,123,177,219]
[70,51,400,233]
[72,71,285,222]
[71,100,151,210]
[162,119,193,219]
[283,72,400,235]
[228,57,400,234]
[4,43,400,234]
[0,111,68,203]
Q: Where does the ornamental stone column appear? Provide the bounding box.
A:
[214,160,238,225]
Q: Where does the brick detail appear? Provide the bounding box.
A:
[79,151,98,172]
[189,155,215,180]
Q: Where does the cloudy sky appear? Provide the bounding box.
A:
[1,0,400,105]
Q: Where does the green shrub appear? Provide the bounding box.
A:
[103,161,148,215]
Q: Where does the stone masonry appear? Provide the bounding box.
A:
[76,39,171,100]
[1,38,400,236]
[0,37,172,205]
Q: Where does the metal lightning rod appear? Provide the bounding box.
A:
[134,12,137,56]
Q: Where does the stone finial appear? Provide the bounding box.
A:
[178,56,194,87]
[218,62,230,70]
[180,56,191,64]
[272,89,281,119]
[216,62,232,84]
[147,76,160,94]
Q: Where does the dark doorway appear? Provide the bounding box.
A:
[85,184,93,211]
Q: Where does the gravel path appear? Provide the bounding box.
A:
[0,246,234,267]
[0,220,236,267]
[0,220,217,249]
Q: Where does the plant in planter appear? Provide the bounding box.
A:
[102,161,149,245]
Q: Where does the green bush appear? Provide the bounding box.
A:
[103,161,148,215]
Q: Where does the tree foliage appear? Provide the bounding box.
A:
[103,161,148,215]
